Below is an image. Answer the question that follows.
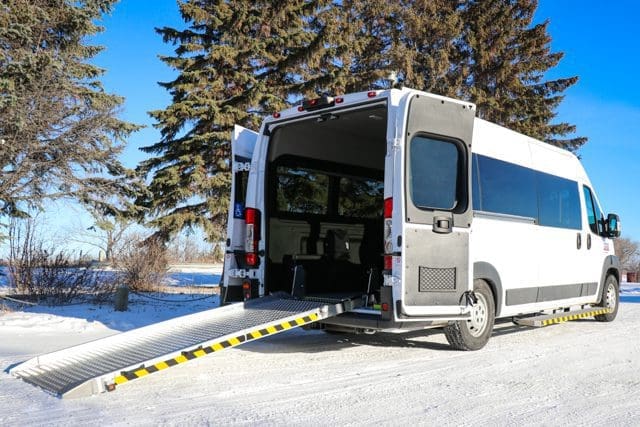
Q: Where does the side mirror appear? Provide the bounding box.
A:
[606,213,621,238]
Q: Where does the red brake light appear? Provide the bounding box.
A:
[245,207,257,224]
[384,255,393,270]
[245,208,261,267]
[384,197,393,218]
[245,253,258,266]
[302,96,335,111]
[383,198,394,267]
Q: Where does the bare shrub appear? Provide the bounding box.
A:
[8,218,118,304]
[212,243,224,263]
[165,233,220,264]
[114,235,168,292]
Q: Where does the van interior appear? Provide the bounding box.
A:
[265,104,388,300]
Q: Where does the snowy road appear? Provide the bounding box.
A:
[1,293,639,425]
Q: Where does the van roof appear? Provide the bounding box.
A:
[472,118,590,184]
[261,87,590,185]
[265,88,475,124]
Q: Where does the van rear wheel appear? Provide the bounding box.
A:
[444,280,495,351]
[594,275,619,322]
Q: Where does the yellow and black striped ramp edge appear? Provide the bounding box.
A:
[514,307,612,328]
[110,313,319,389]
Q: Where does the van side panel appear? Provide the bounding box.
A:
[471,118,616,318]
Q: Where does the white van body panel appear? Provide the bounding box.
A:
[227,88,618,326]
[470,119,615,318]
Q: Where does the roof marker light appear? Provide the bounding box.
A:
[297,106,304,112]
[335,97,344,104]
[272,112,281,118]
[367,91,377,98]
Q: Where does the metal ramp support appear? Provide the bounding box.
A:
[513,307,611,328]
[10,293,357,398]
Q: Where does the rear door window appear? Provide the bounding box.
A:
[409,136,461,211]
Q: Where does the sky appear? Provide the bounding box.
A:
[35,0,640,254]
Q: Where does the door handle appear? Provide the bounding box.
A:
[587,233,592,250]
[433,216,453,234]
[576,233,581,250]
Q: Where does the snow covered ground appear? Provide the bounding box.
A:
[0,266,223,291]
[1,284,639,425]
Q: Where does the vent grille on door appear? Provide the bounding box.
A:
[418,267,456,292]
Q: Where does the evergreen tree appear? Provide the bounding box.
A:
[459,0,584,149]
[0,0,142,219]
[145,0,582,240]
[139,0,349,240]
[339,0,463,94]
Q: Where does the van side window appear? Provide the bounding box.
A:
[583,185,603,235]
[409,136,461,211]
[477,155,537,218]
[472,154,481,210]
[537,172,581,229]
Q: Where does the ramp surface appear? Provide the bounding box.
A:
[11,293,354,398]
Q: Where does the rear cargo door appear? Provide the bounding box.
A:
[402,95,475,313]
[223,125,258,289]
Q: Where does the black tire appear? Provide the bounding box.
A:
[595,274,619,322]
[444,280,495,351]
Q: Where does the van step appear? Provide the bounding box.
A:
[513,307,611,328]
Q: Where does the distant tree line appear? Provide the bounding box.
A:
[615,238,640,276]
[1,0,583,245]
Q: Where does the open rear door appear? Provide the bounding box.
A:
[222,125,258,302]
[401,95,475,317]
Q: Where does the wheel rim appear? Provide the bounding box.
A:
[467,293,489,337]
[604,282,617,311]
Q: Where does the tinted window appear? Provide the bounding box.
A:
[477,155,537,218]
[583,186,603,234]
[339,176,383,218]
[472,154,481,210]
[276,166,328,214]
[409,136,460,210]
[537,173,581,229]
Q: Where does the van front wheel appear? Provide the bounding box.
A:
[444,280,495,351]
[594,275,619,322]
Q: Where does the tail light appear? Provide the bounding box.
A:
[245,207,261,267]
[242,280,251,300]
[383,197,393,271]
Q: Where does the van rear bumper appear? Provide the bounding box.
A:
[398,302,471,320]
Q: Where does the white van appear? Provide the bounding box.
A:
[222,87,621,350]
